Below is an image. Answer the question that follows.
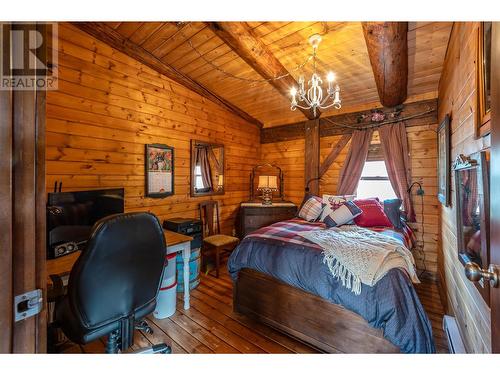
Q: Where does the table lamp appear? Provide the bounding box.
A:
[257,175,278,205]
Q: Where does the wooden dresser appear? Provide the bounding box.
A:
[238,202,297,238]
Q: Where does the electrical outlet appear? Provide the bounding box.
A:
[416,188,425,196]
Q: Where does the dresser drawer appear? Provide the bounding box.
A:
[238,204,297,238]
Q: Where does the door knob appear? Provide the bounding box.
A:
[464,262,500,288]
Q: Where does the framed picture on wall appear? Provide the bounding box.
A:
[437,114,451,206]
[145,144,174,198]
[476,22,492,137]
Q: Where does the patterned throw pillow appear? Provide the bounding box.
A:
[353,198,393,227]
[321,201,363,228]
[320,194,356,221]
[297,196,324,222]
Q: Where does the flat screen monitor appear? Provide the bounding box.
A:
[46,188,124,258]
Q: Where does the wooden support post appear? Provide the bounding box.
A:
[304,119,320,195]
[319,134,352,178]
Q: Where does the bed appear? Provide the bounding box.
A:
[227,218,435,354]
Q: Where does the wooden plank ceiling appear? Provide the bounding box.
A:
[100,21,452,127]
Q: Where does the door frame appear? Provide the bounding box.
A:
[0,22,47,353]
[490,21,500,353]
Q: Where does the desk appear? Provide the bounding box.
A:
[46,229,193,310]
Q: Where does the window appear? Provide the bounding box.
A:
[194,165,205,190]
[356,161,397,201]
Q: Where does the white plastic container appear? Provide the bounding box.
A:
[160,253,177,289]
[154,279,177,319]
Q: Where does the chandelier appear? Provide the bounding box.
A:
[290,34,341,117]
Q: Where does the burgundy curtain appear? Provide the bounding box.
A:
[196,146,212,189]
[379,122,415,222]
[337,129,374,195]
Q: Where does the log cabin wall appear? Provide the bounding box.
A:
[438,22,492,353]
[261,111,440,276]
[46,23,260,235]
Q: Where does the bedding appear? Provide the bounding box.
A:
[297,196,324,222]
[319,194,356,221]
[383,198,404,229]
[321,201,362,228]
[227,218,434,353]
[353,198,393,227]
[298,226,419,295]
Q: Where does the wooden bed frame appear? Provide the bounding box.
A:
[233,268,400,353]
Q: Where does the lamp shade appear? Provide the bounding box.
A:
[258,175,278,190]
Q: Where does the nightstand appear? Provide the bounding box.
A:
[238,202,297,238]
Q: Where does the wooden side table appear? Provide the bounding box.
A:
[238,202,297,238]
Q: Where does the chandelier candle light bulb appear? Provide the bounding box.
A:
[290,35,342,117]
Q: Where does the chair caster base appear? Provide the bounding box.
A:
[133,343,172,354]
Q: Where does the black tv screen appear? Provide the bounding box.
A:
[46,188,124,258]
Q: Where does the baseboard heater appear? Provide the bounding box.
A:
[443,315,466,353]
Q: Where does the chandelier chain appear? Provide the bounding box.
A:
[177,22,315,83]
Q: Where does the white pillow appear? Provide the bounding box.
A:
[297,196,324,222]
[320,194,356,221]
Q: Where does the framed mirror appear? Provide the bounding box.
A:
[190,140,224,197]
[454,151,490,304]
[477,22,492,137]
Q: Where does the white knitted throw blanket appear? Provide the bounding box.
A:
[298,226,419,295]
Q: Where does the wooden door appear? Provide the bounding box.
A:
[490,22,500,353]
[0,23,47,353]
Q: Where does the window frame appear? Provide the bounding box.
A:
[357,160,397,201]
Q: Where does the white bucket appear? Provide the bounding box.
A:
[160,252,177,289]
[154,280,177,319]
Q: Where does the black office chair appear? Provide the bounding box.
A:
[54,212,171,354]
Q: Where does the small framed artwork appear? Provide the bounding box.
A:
[437,114,451,206]
[145,144,174,198]
[476,22,492,137]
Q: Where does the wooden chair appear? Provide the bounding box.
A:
[199,200,239,278]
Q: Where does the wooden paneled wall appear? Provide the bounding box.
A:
[46,23,260,235]
[438,22,492,353]
[261,120,439,276]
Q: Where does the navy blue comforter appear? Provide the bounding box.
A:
[227,223,435,353]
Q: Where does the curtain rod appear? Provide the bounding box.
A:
[322,107,436,131]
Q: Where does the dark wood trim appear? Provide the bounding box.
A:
[362,22,408,107]
[261,98,437,144]
[72,22,263,128]
[34,22,47,353]
[206,22,316,120]
[0,23,48,353]
[233,268,399,353]
[489,22,500,353]
[319,134,351,178]
[0,22,13,353]
[304,119,320,195]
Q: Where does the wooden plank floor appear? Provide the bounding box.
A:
[59,263,449,354]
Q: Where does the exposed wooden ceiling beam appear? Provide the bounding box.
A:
[72,22,263,128]
[362,22,408,108]
[206,22,317,120]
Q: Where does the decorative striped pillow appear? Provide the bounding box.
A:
[297,196,324,222]
[322,201,363,228]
